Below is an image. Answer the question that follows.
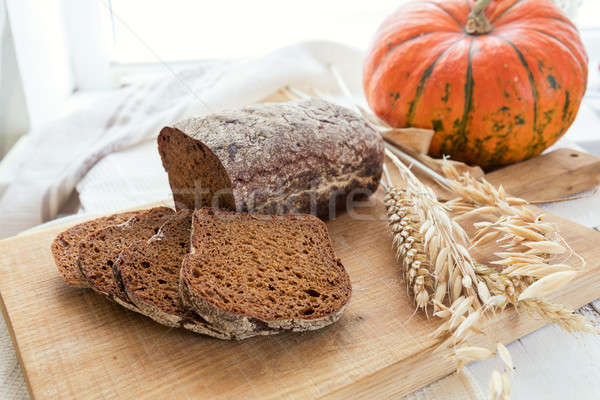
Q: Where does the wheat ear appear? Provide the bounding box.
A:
[384,149,482,313]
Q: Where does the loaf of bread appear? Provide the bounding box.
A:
[180,208,352,339]
[158,99,384,218]
[51,211,138,287]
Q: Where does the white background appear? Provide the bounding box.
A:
[107,0,600,63]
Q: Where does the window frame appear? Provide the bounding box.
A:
[5,0,112,130]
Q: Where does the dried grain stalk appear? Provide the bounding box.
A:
[383,148,597,399]
[440,161,593,334]
[519,298,596,333]
[384,149,481,314]
[384,149,595,336]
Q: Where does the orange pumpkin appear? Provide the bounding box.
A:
[363,0,588,168]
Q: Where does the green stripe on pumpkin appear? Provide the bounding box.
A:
[451,38,475,154]
[496,36,538,131]
[530,29,586,75]
[372,32,438,79]
[406,39,464,126]
[562,90,571,122]
[495,35,540,159]
[491,0,525,24]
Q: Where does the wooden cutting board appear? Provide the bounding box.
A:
[1,150,600,399]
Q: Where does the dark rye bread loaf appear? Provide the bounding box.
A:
[158,99,384,219]
[113,210,228,339]
[78,207,174,310]
[180,208,352,339]
[51,211,139,287]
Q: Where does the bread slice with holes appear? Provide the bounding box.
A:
[78,206,175,310]
[180,208,352,339]
[113,210,229,339]
[51,211,139,287]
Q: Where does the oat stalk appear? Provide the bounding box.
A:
[520,298,596,333]
[440,161,594,333]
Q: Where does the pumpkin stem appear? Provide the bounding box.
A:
[465,0,493,35]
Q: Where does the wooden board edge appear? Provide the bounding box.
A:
[0,288,36,399]
[319,262,600,399]
[485,148,600,202]
[319,316,542,399]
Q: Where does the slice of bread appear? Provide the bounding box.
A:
[113,210,229,339]
[51,211,139,287]
[180,208,352,339]
[79,207,175,310]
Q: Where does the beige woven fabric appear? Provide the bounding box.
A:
[0,318,28,400]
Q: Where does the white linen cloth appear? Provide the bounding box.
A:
[0,41,363,238]
[1,40,600,399]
